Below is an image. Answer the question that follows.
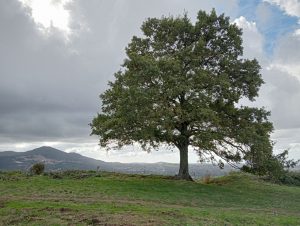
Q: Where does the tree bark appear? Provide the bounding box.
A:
[176,142,193,181]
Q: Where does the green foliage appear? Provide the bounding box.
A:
[29,162,45,175]
[242,149,300,184]
[91,9,273,175]
[280,171,300,186]
[0,171,23,181]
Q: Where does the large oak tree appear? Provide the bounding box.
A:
[91,10,273,180]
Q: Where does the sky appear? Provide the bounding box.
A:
[0,0,300,163]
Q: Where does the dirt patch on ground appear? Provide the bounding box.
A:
[59,207,72,212]
[18,194,193,210]
[0,197,8,209]
[0,206,165,225]
[78,213,163,226]
[0,201,5,208]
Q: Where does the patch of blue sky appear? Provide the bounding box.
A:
[238,0,261,21]
[238,0,299,56]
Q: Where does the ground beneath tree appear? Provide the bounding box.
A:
[0,171,299,225]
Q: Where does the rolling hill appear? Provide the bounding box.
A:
[0,171,299,225]
[0,146,110,171]
[0,146,234,178]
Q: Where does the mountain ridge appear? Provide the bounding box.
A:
[0,146,234,178]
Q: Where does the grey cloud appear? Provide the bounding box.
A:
[1,0,299,160]
[0,0,238,145]
[273,32,300,65]
[0,0,97,142]
[262,68,300,129]
[262,30,300,131]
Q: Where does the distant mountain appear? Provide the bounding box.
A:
[0,146,109,171]
[0,146,234,178]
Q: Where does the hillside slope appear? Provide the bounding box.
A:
[0,146,233,178]
[0,146,108,171]
[0,171,299,225]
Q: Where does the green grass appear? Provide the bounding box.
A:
[0,171,299,225]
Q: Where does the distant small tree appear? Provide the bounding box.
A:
[30,162,45,175]
[91,9,273,180]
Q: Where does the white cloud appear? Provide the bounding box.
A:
[2,0,300,162]
[19,0,72,39]
[270,27,300,79]
[233,16,265,60]
[264,0,300,18]
[0,141,201,163]
[273,128,300,159]
[232,15,300,159]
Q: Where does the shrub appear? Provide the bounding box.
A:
[48,170,101,179]
[0,171,23,181]
[202,174,212,184]
[30,163,45,175]
[242,149,299,185]
[279,171,300,186]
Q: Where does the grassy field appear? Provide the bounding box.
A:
[0,171,299,225]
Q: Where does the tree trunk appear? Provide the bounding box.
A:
[176,142,193,181]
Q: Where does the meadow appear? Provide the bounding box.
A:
[0,171,299,225]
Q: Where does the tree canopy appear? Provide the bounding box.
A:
[91,9,273,180]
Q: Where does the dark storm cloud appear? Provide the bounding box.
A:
[0,0,238,144]
[0,0,98,142]
[1,0,299,161]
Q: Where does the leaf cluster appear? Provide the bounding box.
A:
[91,9,273,166]
[29,162,45,175]
[242,149,300,184]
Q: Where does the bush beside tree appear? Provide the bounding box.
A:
[30,162,45,175]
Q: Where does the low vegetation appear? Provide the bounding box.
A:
[29,163,45,175]
[0,170,299,225]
